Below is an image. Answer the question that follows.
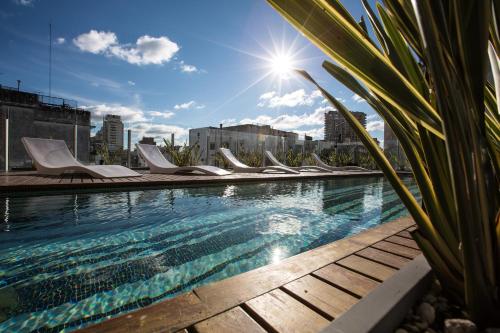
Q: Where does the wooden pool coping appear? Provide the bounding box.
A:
[75,216,420,333]
[0,170,394,193]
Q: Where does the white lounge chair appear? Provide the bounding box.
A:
[311,153,370,172]
[22,137,141,178]
[218,148,299,174]
[265,150,331,173]
[136,144,231,176]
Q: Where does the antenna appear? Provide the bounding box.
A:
[49,22,52,97]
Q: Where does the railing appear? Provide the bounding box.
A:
[0,85,78,109]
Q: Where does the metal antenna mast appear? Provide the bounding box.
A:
[49,22,52,97]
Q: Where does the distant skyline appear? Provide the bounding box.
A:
[0,0,384,145]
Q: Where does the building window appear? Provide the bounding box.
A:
[209,143,216,150]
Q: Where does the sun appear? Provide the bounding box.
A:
[268,52,296,79]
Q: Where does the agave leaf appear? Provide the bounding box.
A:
[491,1,500,55]
[361,0,391,55]
[322,61,419,142]
[377,3,427,97]
[268,0,500,324]
[267,0,444,138]
[297,68,462,272]
[382,0,423,58]
[413,0,499,323]
[322,61,461,267]
[412,231,463,299]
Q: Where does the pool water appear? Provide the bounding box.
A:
[0,177,419,332]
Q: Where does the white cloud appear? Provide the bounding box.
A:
[127,80,136,86]
[352,94,366,103]
[240,106,327,131]
[293,127,324,140]
[220,118,237,126]
[73,30,179,65]
[82,103,147,123]
[56,37,65,45]
[73,30,117,54]
[258,89,323,108]
[14,0,34,6]
[181,64,197,72]
[66,71,121,90]
[366,120,385,132]
[131,123,189,143]
[173,100,205,110]
[148,111,174,119]
[367,114,381,120]
[178,60,199,73]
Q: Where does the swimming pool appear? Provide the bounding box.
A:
[0,177,419,332]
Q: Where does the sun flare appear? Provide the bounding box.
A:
[270,53,294,77]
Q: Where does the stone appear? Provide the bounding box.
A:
[417,302,436,325]
[444,318,477,333]
[403,323,420,333]
[423,293,437,304]
[395,329,409,333]
[485,329,500,333]
[415,320,429,330]
[425,329,437,333]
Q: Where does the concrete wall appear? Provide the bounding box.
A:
[0,104,91,170]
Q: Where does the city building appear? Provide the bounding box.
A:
[324,110,366,143]
[0,85,91,170]
[139,136,155,145]
[384,122,409,170]
[189,124,299,166]
[102,114,124,152]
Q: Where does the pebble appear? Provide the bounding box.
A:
[417,302,436,325]
[415,320,429,330]
[423,294,437,304]
[403,323,420,333]
[444,318,477,333]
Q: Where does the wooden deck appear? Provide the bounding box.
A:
[75,216,420,333]
[0,170,385,193]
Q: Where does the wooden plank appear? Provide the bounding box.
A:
[76,292,208,333]
[372,241,421,259]
[282,275,357,319]
[396,230,412,239]
[81,176,93,184]
[59,175,73,184]
[336,255,397,282]
[245,289,329,333]
[385,235,420,250]
[194,307,265,333]
[407,225,418,232]
[356,247,410,269]
[313,264,379,298]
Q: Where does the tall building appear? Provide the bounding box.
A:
[0,85,91,170]
[102,115,124,152]
[324,110,366,143]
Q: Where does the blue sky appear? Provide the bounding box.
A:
[0,0,384,145]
